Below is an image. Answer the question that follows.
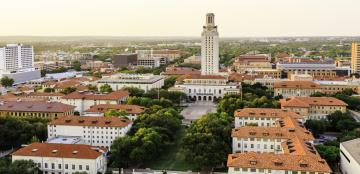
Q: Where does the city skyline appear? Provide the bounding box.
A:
[1,0,360,37]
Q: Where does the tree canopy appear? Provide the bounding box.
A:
[0,76,14,87]
[100,84,113,93]
[182,112,232,169]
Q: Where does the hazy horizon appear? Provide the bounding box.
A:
[1,0,360,37]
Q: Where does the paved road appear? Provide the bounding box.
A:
[181,101,217,124]
[349,110,360,122]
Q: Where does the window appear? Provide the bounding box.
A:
[250,168,256,172]
[242,168,248,172]
[51,163,55,169]
[86,165,89,170]
[234,168,239,171]
[79,165,82,170]
[72,164,75,170]
[45,163,48,168]
[65,164,68,169]
[58,164,61,169]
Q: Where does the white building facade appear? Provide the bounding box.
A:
[97,73,164,92]
[12,143,107,174]
[0,44,41,83]
[47,116,132,149]
[340,138,360,174]
[201,13,219,75]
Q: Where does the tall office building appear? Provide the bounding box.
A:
[0,44,40,84]
[201,13,219,75]
[351,42,360,74]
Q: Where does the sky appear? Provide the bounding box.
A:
[0,0,359,37]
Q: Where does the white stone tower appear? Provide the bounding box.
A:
[201,13,219,75]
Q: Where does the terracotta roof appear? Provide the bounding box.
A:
[27,92,65,97]
[53,79,89,91]
[49,115,132,128]
[273,81,321,89]
[228,73,257,82]
[12,142,105,159]
[85,104,145,114]
[0,101,75,113]
[234,108,303,119]
[62,90,129,100]
[163,67,201,75]
[280,97,348,108]
[227,152,332,173]
[232,126,314,142]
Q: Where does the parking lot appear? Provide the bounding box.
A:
[181,101,217,124]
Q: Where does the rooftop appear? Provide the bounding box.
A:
[0,101,75,113]
[49,115,132,128]
[280,97,348,108]
[227,152,331,173]
[235,108,303,119]
[341,138,360,165]
[12,142,105,159]
[273,81,321,89]
[98,73,164,83]
[62,90,129,100]
[85,104,145,114]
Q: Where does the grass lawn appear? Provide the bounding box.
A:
[144,126,198,171]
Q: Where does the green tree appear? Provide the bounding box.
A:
[100,84,113,93]
[87,85,98,91]
[123,87,145,97]
[61,87,77,95]
[7,160,39,174]
[72,60,82,71]
[316,145,339,170]
[163,76,178,89]
[0,76,14,87]
[304,119,330,137]
[0,117,48,150]
[104,109,127,118]
[43,88,55,93]
[110,128,163,168]
[182,113,231,169]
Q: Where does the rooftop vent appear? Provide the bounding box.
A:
[52,150,58,153]
[92,120,98,124]
[250,159,257,165]
[105,121,111,124]
[249,131,256,135]
[31,149,38,152]
[78,120,85,123]
[274,161,283,166]
[72,150,78,154]
[65,119,71,123]
[288,128,295,132]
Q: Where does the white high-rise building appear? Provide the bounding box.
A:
[0,44,41,84]
[201,13,219,75]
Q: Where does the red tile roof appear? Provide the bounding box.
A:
[0,101,75,113]
[280,97,348,108]
[234,108,303,119]
[85,104,145,114]
[62,90,129,100]
[49,115,132,128]
[12,142,105,159]
[227,152,332,173]
[274,81,321,89]
[163,67,201,75]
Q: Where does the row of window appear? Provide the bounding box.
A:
[39,163,89,171]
